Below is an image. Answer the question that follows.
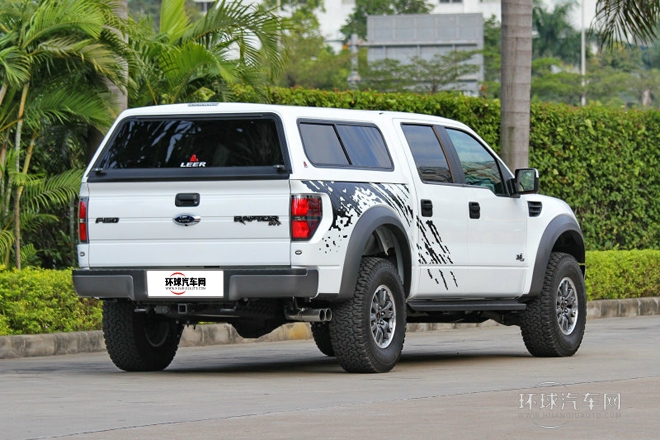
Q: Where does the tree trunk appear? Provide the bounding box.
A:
[500,0,533,171]
[641,89,653,108]
[0,83,7,108]
[13,83,29,270]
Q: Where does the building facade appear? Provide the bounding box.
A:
[365,13,484,95]
[318,0,597,49]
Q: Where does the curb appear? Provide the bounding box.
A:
[1,297,658,360]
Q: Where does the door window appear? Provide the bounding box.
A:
[401,124,453,183]
[446,129,505,195]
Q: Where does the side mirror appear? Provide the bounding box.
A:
[515,168,539,194]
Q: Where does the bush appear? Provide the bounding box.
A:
[0,269,101,336]
[586,250,660,300]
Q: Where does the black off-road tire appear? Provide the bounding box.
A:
[520,252,586,357]
[311,322,334,357]
[103,301,183,372]
[329,257,406,373]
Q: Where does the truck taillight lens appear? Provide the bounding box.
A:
[78,197,88,243]
[291,195,322,240]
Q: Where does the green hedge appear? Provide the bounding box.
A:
[585,250,660,300]
[0,269,101,336]
[0,252,657,336]
[233,87,660,251]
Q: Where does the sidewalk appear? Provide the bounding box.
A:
[1,297,658,360]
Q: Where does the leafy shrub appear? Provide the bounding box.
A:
[0,269,101,336]
[586,250,660,300]
[0,314,10,335]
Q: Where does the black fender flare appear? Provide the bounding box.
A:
[527,214,585,298]
[337,206,412,300]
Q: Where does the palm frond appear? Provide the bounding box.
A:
[21,169,83,212]
[0,228,14,262]
[25,80,115,131]
[19,243,37,268]
[160,0,190,41]
[18,210,60,232]
[24,0,106,49]
[158,42,225,102]
[594,0,660,46]
[0,0,33,36]
[0,86,19,135]
[186,0,284,77]
[0,46,30,87]
[0,206,59,266]
[91,0,131,37]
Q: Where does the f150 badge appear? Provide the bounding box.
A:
[95,217,119,223]
[173,214,201,226]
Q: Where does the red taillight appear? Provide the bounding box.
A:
[291,195,322,240]
[291,197,310,217]
[78,197,88,243]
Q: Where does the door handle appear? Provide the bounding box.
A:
[469,202,480,219]
[421,199,433,217]
[175,193,200,207]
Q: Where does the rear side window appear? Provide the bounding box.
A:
[96,117,284,170]
[299,122,393,169]
[298,124,349,166]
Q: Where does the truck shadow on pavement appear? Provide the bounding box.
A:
[163,348,531,375]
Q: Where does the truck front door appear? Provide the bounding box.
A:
[397,123,470,299]
[443,128,528,296]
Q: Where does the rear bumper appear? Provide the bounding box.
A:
[72,268,319,302]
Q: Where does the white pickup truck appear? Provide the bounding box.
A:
[73,103,586,373]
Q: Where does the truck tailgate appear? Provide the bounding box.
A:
[85,180,291,267]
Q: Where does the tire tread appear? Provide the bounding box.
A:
[103,301,181,372]
[311,322,334,357]
[329,257,405,373]
[520,252,586,357]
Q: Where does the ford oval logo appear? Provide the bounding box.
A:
[173,214,201,226]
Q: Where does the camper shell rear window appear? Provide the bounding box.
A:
[88,114,289,182]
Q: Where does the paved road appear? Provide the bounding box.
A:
[1,316,658,440]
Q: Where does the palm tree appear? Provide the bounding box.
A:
[500,0,533,170]
[0,0,125,268]
[532,0,582,66]
[128,0,284,106]
[500,0,660,170]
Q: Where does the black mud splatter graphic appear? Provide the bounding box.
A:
[302,180,458,290]
[303,181,413,255]
[417,216,458,290]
